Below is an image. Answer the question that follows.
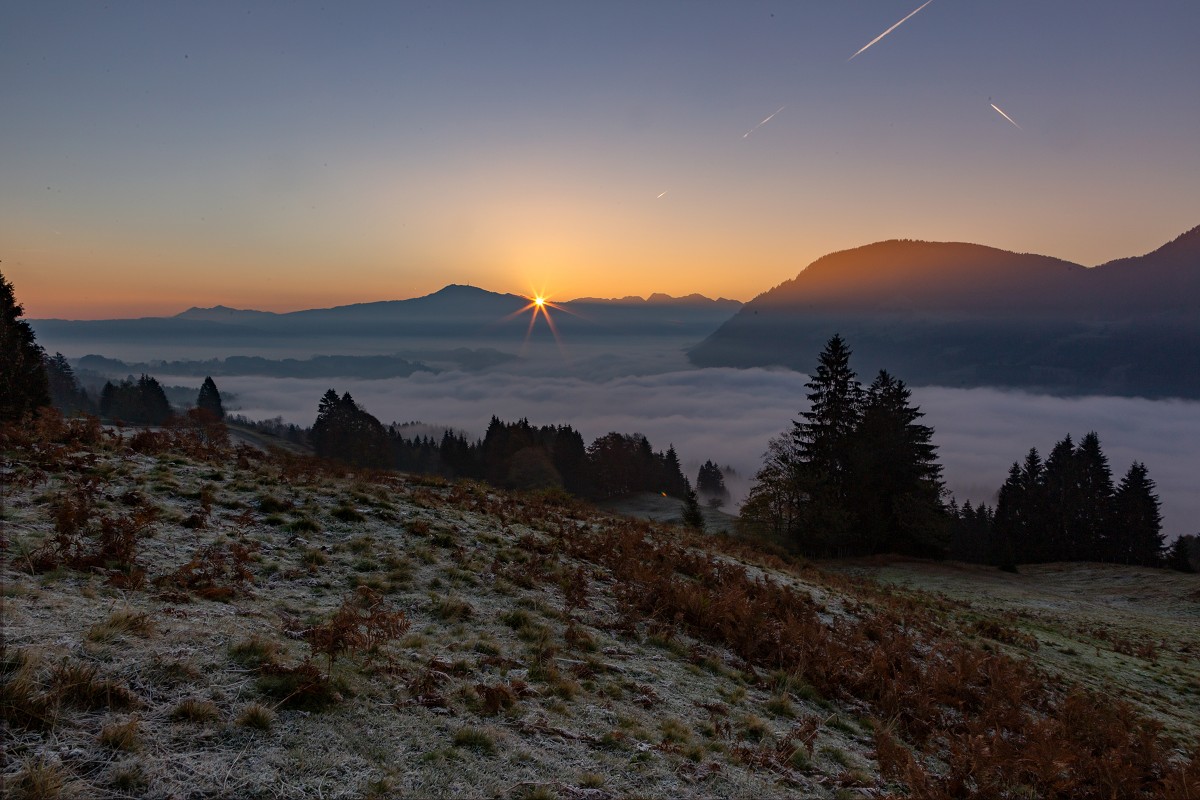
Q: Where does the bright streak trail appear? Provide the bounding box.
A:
[990,101,1023,130]
[742,106,785,139]
[849,0,933,61]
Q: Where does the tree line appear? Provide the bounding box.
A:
[739,334,1186,571]
[309,389,695,503]
[951,432,1172,569]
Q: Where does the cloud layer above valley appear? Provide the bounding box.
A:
[209,367,1199,540]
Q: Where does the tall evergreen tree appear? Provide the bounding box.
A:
[681,479,705,532]
[790,334,863,552]
[1042,435,1079,561]
[1111,462,1164,566]
[1074,432,1115,561]
[0,270,50,422]
[44,352,92,415]
[196,376,225,420]
[849,370,947,556]
[696,460,730,508]
[1167,535,1198,573]
[311,390,390,468]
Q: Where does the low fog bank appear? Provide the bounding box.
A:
[205,368,1198,540]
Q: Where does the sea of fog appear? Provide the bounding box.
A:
[199,366,1198,541]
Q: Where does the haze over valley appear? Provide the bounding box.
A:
[28,226,1200,541]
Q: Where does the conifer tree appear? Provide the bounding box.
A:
[0,270,50,422]
[1042,435,1079,561]
[1112,462,1164,566]
[44,352,92,415]
[1074,432,1115,560]
[196,376,225,420]
[849,370,947,556]
[696,460,730,508]
[311,390,389,468]
[1167,535,1197,573]
[790,334,862,552]
[681,480,705,532]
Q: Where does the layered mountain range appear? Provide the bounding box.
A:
[689,226,1200,398]
[31,287,741,352]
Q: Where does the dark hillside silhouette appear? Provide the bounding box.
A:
[690,226,1200,397]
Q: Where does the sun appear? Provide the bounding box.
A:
[499,290,577,356]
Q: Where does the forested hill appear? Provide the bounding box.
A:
[689,227,1200,398]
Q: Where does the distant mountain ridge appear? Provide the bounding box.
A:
[173,287,741,320]
[690,226,1200,398]
[32,284,743,355]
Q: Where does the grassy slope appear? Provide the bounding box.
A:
[2,417,1197,799]
[847,559,1200,744]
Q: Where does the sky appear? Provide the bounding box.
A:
[3,1,1199,319]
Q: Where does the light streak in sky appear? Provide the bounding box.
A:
[848,0,933,61]
[657,190,669,199]
[742,106,785,139]
[989,101,1022,130]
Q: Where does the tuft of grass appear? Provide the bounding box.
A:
[8,757,67,800]
[50,660,139,710]
[765,693,795,718]
[578,773,605,789]
[452,725,497,754]
[0,650,57,731]
[256,661,339,711]
[257,496,293,513]
[301,548,328,569]
[660,717,692,744]
[229,634,280,670]
[235,701,275,730]
[788,746,813,771]
[87,609,154,642]
[287,517,321,534]
[109,763,147,792]
[739,713,770,742]
[98,716,140,751]
[431,595,474,622]
[169,697,220,723]
[332,505,366,523]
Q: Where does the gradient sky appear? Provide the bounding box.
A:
[3,1,1198,319]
